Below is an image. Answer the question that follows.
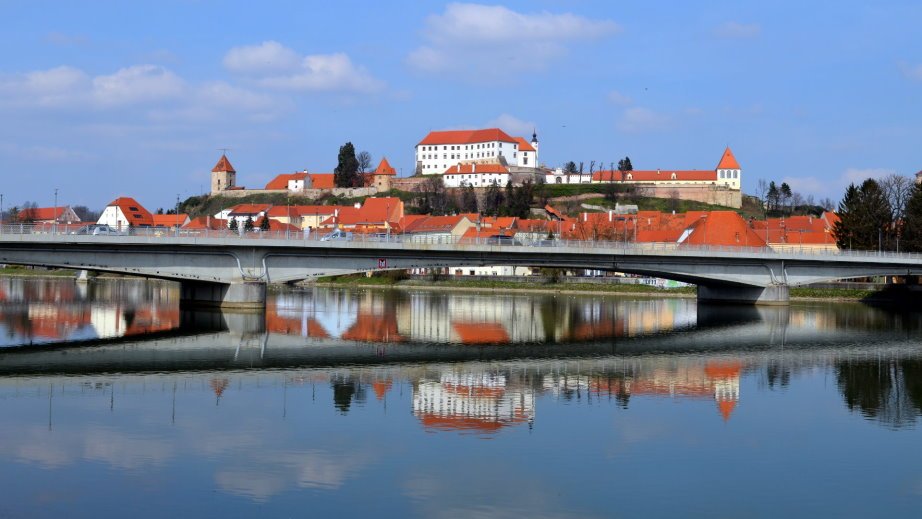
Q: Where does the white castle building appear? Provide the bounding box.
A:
[415,128,539,175]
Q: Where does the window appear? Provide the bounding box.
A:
[626,173,633,180]
[671,173,677,180]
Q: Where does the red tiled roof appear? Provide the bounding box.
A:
[418,128,517,146]
[444,163,509,175]
[679,211,766,247]
[106,197,153,227]
[310,173,334,189]
[374,157,397,176]
[716,146,741,170]
[404,215,470,234]
[212,154,236,173]
[265,172,307,190]
[16,207,71,222]
[182,216,227,230]
[593,169,717,182]
[513,137,536,152]
[228,204,271,215]
[254,216,300,231]
[151,214,188,227]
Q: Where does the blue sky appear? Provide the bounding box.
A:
[1,0,921,210]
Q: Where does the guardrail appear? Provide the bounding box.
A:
[1,223,920,262]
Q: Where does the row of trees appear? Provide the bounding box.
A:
[333,142,374,188]
[755,179,834,216]
[833,174,922,252]
[413,178,541,218]
[562,156,633,176]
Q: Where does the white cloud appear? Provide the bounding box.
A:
[899,62,922,82]
[714,21,761,39]
[407,3,620,74]
[485,113,535,137]
[0,66,91,107]
[607,90,633,106]
[45,32,89,46]
[92,65,185,106]
[224,41,384,94]
[224,41,301,74]
[616,107,672,133]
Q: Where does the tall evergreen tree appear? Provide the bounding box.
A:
[459,183,478,213]
[833,179,892,250]
[899,186,922,252]
[780,182,793,214]
[334,142,360,188]
[767,181,780,212]
[482,181,504,216]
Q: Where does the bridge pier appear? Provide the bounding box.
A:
[697,284,789,305]
[179,280,266,310]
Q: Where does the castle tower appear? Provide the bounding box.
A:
[211,154,237,194]
[715,146,741,190]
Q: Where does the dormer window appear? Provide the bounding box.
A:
[671,173,677,180]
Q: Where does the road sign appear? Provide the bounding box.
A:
[377,258,387,269]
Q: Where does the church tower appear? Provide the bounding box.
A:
[715,147,741,190]
[211,154,236,194]
[530,129,540,166]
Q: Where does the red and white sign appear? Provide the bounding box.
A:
[377,258,387,269]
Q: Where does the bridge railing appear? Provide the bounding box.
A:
[1,222,920,261]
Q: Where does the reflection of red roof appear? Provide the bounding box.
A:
[452,322,509,344]
[372,380,392,400]
[718,400,737,422]
[210,378,229,397]
[704,361,743,379]
[418,128,516,146]
[418,414,505,433]
[341,313,404,343]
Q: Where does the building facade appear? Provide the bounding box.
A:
[210,154,237,194]
[415,128,539,175]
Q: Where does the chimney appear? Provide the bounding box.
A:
[472,163,476,173]
[608,210,613,222]
[354,203,361,209]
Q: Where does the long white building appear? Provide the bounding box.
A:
[415,128,539,175]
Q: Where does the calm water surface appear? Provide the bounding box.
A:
[1,277,922,517]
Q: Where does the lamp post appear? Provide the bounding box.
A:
[53,188,58,236]
[175,195,181,237]
[286,192,291,240]
[1,193,4,235]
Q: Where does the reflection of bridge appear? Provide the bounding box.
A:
[3,232,922,307]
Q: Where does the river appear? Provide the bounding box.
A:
[1,277,921,517]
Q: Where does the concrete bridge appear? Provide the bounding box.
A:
[2,229,921,307]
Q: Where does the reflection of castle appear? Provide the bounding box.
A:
[0,278,179,343]
[585,360,742,421]
[412,371,536,433]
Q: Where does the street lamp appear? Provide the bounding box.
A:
[53,188,58,236]
[1,193,4,234]
[175,195,181,237]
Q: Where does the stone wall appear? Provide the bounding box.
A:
[637,185,742,209]
[214,187,379,199]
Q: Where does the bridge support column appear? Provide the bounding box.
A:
[697,284,789,305]
[180,280,266,310]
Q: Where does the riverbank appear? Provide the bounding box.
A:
[309,275,883,301]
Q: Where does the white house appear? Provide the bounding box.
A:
[97,197,154,229]
[215,204,271,228]
[416,128,539,175]
[442,163,511,188]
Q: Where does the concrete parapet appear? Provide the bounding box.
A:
[697,284,789,305]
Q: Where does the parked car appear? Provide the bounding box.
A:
[320,230,354,242]
[72,224,123,236]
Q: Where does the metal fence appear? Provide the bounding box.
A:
[1,223,920,263]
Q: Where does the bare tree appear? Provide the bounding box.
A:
[589,160,596,173]
[357,151,373,175]
[820,197,835,211]
[756,179,768,213]
[880,174,914,223]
